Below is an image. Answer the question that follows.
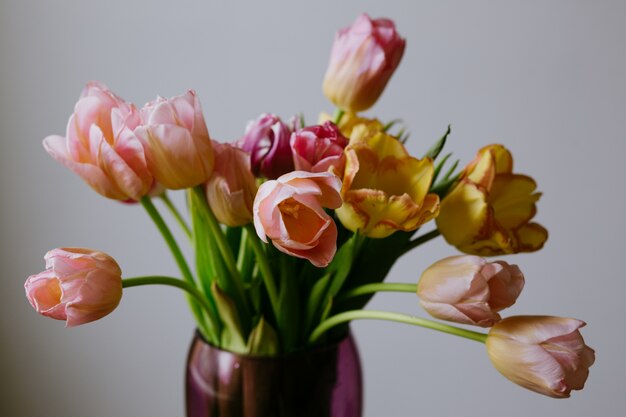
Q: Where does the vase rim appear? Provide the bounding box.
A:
[192,328,353,360]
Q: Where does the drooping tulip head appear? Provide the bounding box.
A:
[25,248,123,327]
[436,144,548,255]
[135,90,214,190]
[323,13,406,112]
[417,255,525,327]
[43,82,153,201]
[486,316,595,398]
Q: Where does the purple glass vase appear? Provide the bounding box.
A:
[185,330,363,417]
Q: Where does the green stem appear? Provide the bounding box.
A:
[308,310,488,345]
[401,229,441,256]
[122,276,215,320]
[191,187,250,319]
[245,224,280,320]
[160,193,192,239]
[333,108,345,125]
[338,282,417,302]
[140,196,212,336]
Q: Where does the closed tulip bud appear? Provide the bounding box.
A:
[253,171,342,267]
[43,82,153,201]
[436,144,548,255]
[486,316,595,398]
[291,121,348,175]
[239,113,295,179]
[323,14,405,112]
[206,141,257,226]
[25,248,122,327]
[417,255,524,327]
[135,90,214,189]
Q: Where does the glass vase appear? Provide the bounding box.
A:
[185,330,363,417]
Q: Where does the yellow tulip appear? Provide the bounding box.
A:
[336,125,440,238]
[318,112,384,139]
[436,144,548,255]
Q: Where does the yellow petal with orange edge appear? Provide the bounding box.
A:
[513,223,548,252]
[318,112,384,139]
[437,181,489,247]
[489,174,540,230]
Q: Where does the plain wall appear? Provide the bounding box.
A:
[1,1,625,416]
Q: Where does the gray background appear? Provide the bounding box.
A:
[1,1,624,416]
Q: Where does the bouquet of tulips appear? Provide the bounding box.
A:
[25,13,594,399]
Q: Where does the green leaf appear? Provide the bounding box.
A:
[432,152,452,185]
[211,282,247,353]
[431,172,462,198]
[383,119,402,132]
[304,272,332,334]
[423,124,451,160]
[246,317,279,355]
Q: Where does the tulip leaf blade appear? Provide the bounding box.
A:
[424,124,451,160]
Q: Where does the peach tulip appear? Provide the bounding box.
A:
[25,248,122,327]
[135,90,214,189]
[43,82,153,201]
[291,121,348,175]
[253,171,342,267]
[417,255,524,327]
[486,316,595,398]
[206,141,258,226]
[323,13,405,112]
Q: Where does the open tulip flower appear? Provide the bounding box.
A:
[43,82,153,201]
[436,144,549,255]
[336,124,440,238]
[31,12,593,408]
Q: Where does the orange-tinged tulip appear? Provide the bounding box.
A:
[417,255,524,327]
[436,144,548,255]
[319,111,384,139]
[253,171,342,267]
[135,90,214,190]
[336,125,439,238]
[486,316,595,398]
[25,248,122,327]
[206,141,257,227]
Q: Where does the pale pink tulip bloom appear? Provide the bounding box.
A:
[291,121,348,175]
[323,13,406,112]
[135,90,214,189]
[206,141,258,227]
[417,255,524,327]
[253,171,343,267]
[43,82,153,201]
[487,316,595,398]
[25,248,123,327]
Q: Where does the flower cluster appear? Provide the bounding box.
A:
[26,11,592,405]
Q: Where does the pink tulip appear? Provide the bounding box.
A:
[25,248,123,327]
[291,121,348,175]
[417,255,524,327]
[253,171,343,267]
[323,14,406,112]
[206,141,258,227]
[239,113,294,179]
[43,82,153,201]
[135,90,214,189]
[486,316,595,398]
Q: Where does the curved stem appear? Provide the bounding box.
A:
[123,276,215,319]
[401,229,441,256]
[308,310,488,345]
[160,193,192,239]
[338,282,417,302]
[140,196,212,336]
[245,224,280,320]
